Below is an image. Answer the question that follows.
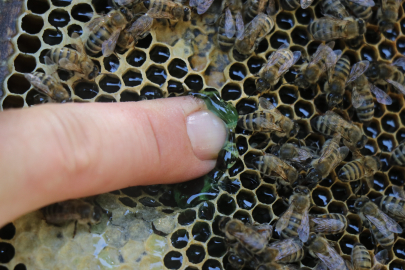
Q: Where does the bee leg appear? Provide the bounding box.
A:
[72,220,78,238]
[352,180,362,195]
[88,223,92,233]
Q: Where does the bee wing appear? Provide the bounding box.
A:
[392,185,405,199]
[273,162,290,180]
[346,61,370,85]
[58,58,82,72]
[24,73,52,97]
[195,0,214,14]
[314,262,328,270]
[373,249,389,266]
[87,16,106,32]
[351,87,365,108]
[295,148,313,161]
[275,204,294,233]
[70,33,85,54]
[224,8,236,39]
[300,0,314,8]
[189,0,197,7]
[316,244,345,269]
[310,43,328,65]
[235,11,244,40]
[349,0,375,6]
[370,84,392,105]
[255,114,285,132]
[311,218,345,232]
[147,8,172,19]
[387,79,405,95]
[366,213,402,236]
[102,28,122,57]
[298,210,309,242]
[259,97,277,110]
[319,133,341,163]
[266,0,277,15]
[392,57,405,70]
[128,15,153,36]
[385,202,405,219]
[278,50,300,77]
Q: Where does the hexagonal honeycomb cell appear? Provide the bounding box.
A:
[1,0,405,268]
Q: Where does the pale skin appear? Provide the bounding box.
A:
[0,97,227,227]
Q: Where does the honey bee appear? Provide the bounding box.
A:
[377,0,402,32]
[324,58,369,108]
[219,217,274,254]
[280,0,314,11]
[217,0,244,51]
[390,141,405,166]
[354,196,403,248]
[255,43,301,93]
[305,233,350,269]
[338,155,382,188]
[308,16,366,42]
[116,14,154,52]
[309,213,347,234]
[370,249,389,270]
[377,185,405,222]
[322,0,350,20]
[365,58,405,97]
[42,199,103,237]
[189,0,214,15]
[275,186,311,242]
[234,13,274,56]
[252,154,300,186]
[351,243,372,270]
[278,143,317,165]
[268,237,305,263]
[85,8,134,57]
[294,41,341,89]
[46,35,99,81]
[24,69,71,103]
[310,110,368,150]
[342,0,374,22]
[349,75,392,122]
[304,133,350,185]
[144,0,191,22]
[238,97,300,138]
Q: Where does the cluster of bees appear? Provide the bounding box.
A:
[17,0,405,267]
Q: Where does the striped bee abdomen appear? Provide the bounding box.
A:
[356,91,374,122]
[48,47,79,65]
[332,56,351,81]
[280,212,302,239]
[217,17,236,51]
[281,0,299,10]
[338,160,366,181]
[380,195,405,221]
[370,223,395,248]
[390,143,405,165]
[351,243,372,270]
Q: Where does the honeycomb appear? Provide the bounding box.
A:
[1,0,405,268]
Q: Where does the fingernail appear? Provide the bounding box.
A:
[186,110,227,160]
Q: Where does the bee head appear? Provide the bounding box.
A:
[379,20,395,32]
[304,168,322,185]
[327,93,343,108]
[305,233,317,246]
[183,7,191,21]
[91,206,103,224]
[356,135,368,149]
[294,74,310,89]
[357,19,366,35]
[354,196,370,211]
[293,185,310,195]
[255,77,271,93]
[88,65,99,80]
[365,62,379,80]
